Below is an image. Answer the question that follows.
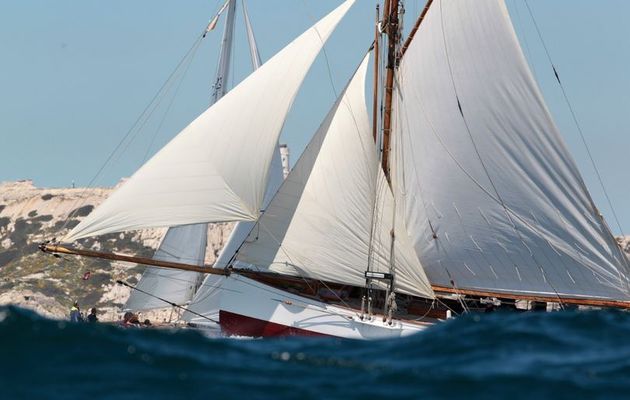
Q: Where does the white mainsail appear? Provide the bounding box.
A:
[232,54,434,299]
[63,0,356,243]
[391,0,630,300]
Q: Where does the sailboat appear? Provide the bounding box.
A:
[41,0,630,339]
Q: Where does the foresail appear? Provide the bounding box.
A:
[392,0,630,300]
[234,54,433,299]
[124,224,207,311]
[63,0,355,242]
[129,0,240,311]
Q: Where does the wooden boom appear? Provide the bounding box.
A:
[432,285,630,310]
[39,243,229,276]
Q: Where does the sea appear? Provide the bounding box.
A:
[1,305,628,400]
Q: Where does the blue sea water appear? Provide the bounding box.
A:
[1,306,629,399]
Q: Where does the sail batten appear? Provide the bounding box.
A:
[392,0,630,300]
[63,0,356,243]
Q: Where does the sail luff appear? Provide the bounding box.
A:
[63,0,356,243]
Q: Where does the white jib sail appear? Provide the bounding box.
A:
[392,0,630,300]
[233,54,434,299]
[126,0,240,312]
[63,0,356,243]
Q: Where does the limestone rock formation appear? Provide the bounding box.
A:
[0,180,233,320]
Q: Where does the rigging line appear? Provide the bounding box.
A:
[141,38,203,164]
[128,259,219,285]
[509,0,540,83]
[116,280,219,324]
[299,0,338,98]
[522,1,630,285]
[57,33,206,234]
[441,261,469,313]
[523,0,625,238]
[411,298,437,322]
[434,296,461,317]
[184,280,229,306]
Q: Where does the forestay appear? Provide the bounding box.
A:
[234,55,434,299]
[392,0,630,300]
[63,0,355,242]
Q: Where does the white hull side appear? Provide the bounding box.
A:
[219,274,433,339]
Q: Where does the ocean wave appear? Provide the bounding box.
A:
[1,306,629,399]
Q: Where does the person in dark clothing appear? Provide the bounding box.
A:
[87,307,99,323]
[122,311,140,325]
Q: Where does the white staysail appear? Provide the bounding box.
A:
[63,0,356,243]
[392,0,630,300]
[124,224,207,311]
[233,54,434,299]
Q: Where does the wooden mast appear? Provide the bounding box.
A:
[372,4,381,142]
[381,0,399,180]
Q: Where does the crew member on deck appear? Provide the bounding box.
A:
[87,307,99,323]
[69,302,82,322]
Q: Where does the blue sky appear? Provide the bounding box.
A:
[0,0,628,234]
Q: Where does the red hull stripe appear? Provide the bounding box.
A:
[220,310,331,338]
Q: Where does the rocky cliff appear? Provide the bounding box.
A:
[0,180,233,321]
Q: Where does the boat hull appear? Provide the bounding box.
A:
[219,274,432,339]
